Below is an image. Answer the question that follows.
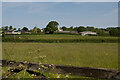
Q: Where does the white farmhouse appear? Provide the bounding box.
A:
[80,31,97,36]
[58,27,63,31]
[5,30,21,34]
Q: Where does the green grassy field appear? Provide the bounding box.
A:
[3,34,118,43]
[2,34,119,78]
[2,42,118,69]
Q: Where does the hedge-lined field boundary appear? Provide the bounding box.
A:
[2,34,119,43]
[2,38,118,43]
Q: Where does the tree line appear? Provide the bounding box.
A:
[1,21,120,36]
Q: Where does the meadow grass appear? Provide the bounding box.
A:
[3,34,118,43]
[2,42,118,69]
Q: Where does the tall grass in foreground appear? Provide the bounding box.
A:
[2,43,118,69]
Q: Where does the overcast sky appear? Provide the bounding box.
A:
[2,2,118,29]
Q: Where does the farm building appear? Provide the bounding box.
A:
[4,30,21,34]
[55,31,78,34]
[41,29,44,32]
[0,31,2,36]
[80,31,97,36]
[55,27,78,34]
[58,27,63,31]
[21,30,31,34]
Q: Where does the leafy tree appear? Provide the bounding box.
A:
[61,26,67,31]
[42,28,46,33]
[13,28,16,30]
[68,26,73,31]
[106,27,120,36]
[29,29,33,32]
[2,27,5,32]
[9,26,13,30]
[106,27,114,31]
[5,26,8,31]
[96,29,109,36]
[22,27,28,31]
[18,28,21,31]
[109,28,119,36]
[73,27,78,31]
[37,28,41,33]
[77,26,85,33]
[33,27,38,33]
[45,21,59,34]
[86,26,94,31]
